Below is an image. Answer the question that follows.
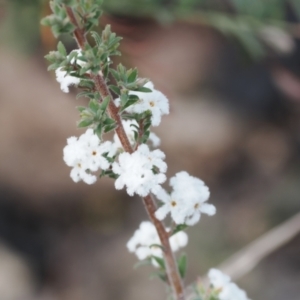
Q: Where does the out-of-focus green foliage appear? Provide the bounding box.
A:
[0,0,43,53]
[1,0,300,59]
[103,0,300,60]
[103,0,300,21]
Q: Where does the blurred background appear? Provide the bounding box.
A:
[0,0,300,299]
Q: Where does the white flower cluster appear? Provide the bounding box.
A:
[63,129,116,184]
[55,49,84,93]
[112,144,167,196]
[115,81,169,126]
[155,171,216,226]
[113,119,160,150]
[127,221,188,266]
[208,269,250,300]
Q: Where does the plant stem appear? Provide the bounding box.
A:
[143,195,185,300]
[65,6,185,300]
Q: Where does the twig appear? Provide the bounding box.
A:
[65,6,185,300]
[217,211,300,281]
[187,211,300,299]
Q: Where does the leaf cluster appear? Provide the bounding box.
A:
[77,97,116,138]
[110,64,151,93]
[75,0,103,32]
[41,0,103,37]
[41,1,75,37]
[45,41,79,71]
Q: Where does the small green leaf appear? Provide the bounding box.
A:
[134,86,152,93]
[171,224,188,236]
[120,93,128,107]
[127,68,138,83]
[134,130,138,142]
[99,95,110,111]
[110,69,120,82]
[94,123,103,138]
[90,31,102,47]
[40,16,52,27]
[104,123,117,133]
[151,255,165,270]
[103,64,110,78]
[141,130,150,143]
[103,118,116,126]
[57,41,67,57]
[130,123,139,130]
[121,98,139,112]
[88,99,100,113]
[109,85,121,96]
[178,253,187,279]
[76,106,86,112]
[143,121,151,133]
[77,119,93,128]
[76,91,95,99]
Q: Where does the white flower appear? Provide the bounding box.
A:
[113,120,161,150]
[154,171,216,226]
[115,81,169,126]
[127,221,188,266]
[208,269,250,300]
[169,231,188,252]
[55,49,85,93]
[63,129,115,184]
[137,143,167,173]
[149,132,161,147]
[112,144,166,196]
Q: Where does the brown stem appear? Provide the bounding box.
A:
[64,6,86,49]
[143,195,185,300]
[65,6,185,300]
[92,74,133,153]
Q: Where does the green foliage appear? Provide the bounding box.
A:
[177,253,187,279]
[171,224,188,236]
[76,96,117,138]
[110,64,150,91]
[100,168,118,179]
[102,0,299,60]
[76,0,103,32]
[41,1,75,37]
[44,41,69,70]
[41,0,104,37]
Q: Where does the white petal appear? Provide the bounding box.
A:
[200,203,216,216]
[155,205,170,220]
[185,212,201,226]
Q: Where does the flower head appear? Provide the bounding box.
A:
[127,221,188,266]
[208,269,250,300]
[154,171,216,226]
[112,144,167,196]
[63,129,116,184]
[115,81,169,126]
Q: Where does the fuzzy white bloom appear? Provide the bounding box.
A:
[113,120,161,150]
[127,221,188,266]
[63,129,116,184]
[115,81,169,126]
[112,144,167,196]
[208,269,250,300]
[55,49,85,93]
[154,171,216,226]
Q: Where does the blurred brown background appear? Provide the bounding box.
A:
[0,0,300,299]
